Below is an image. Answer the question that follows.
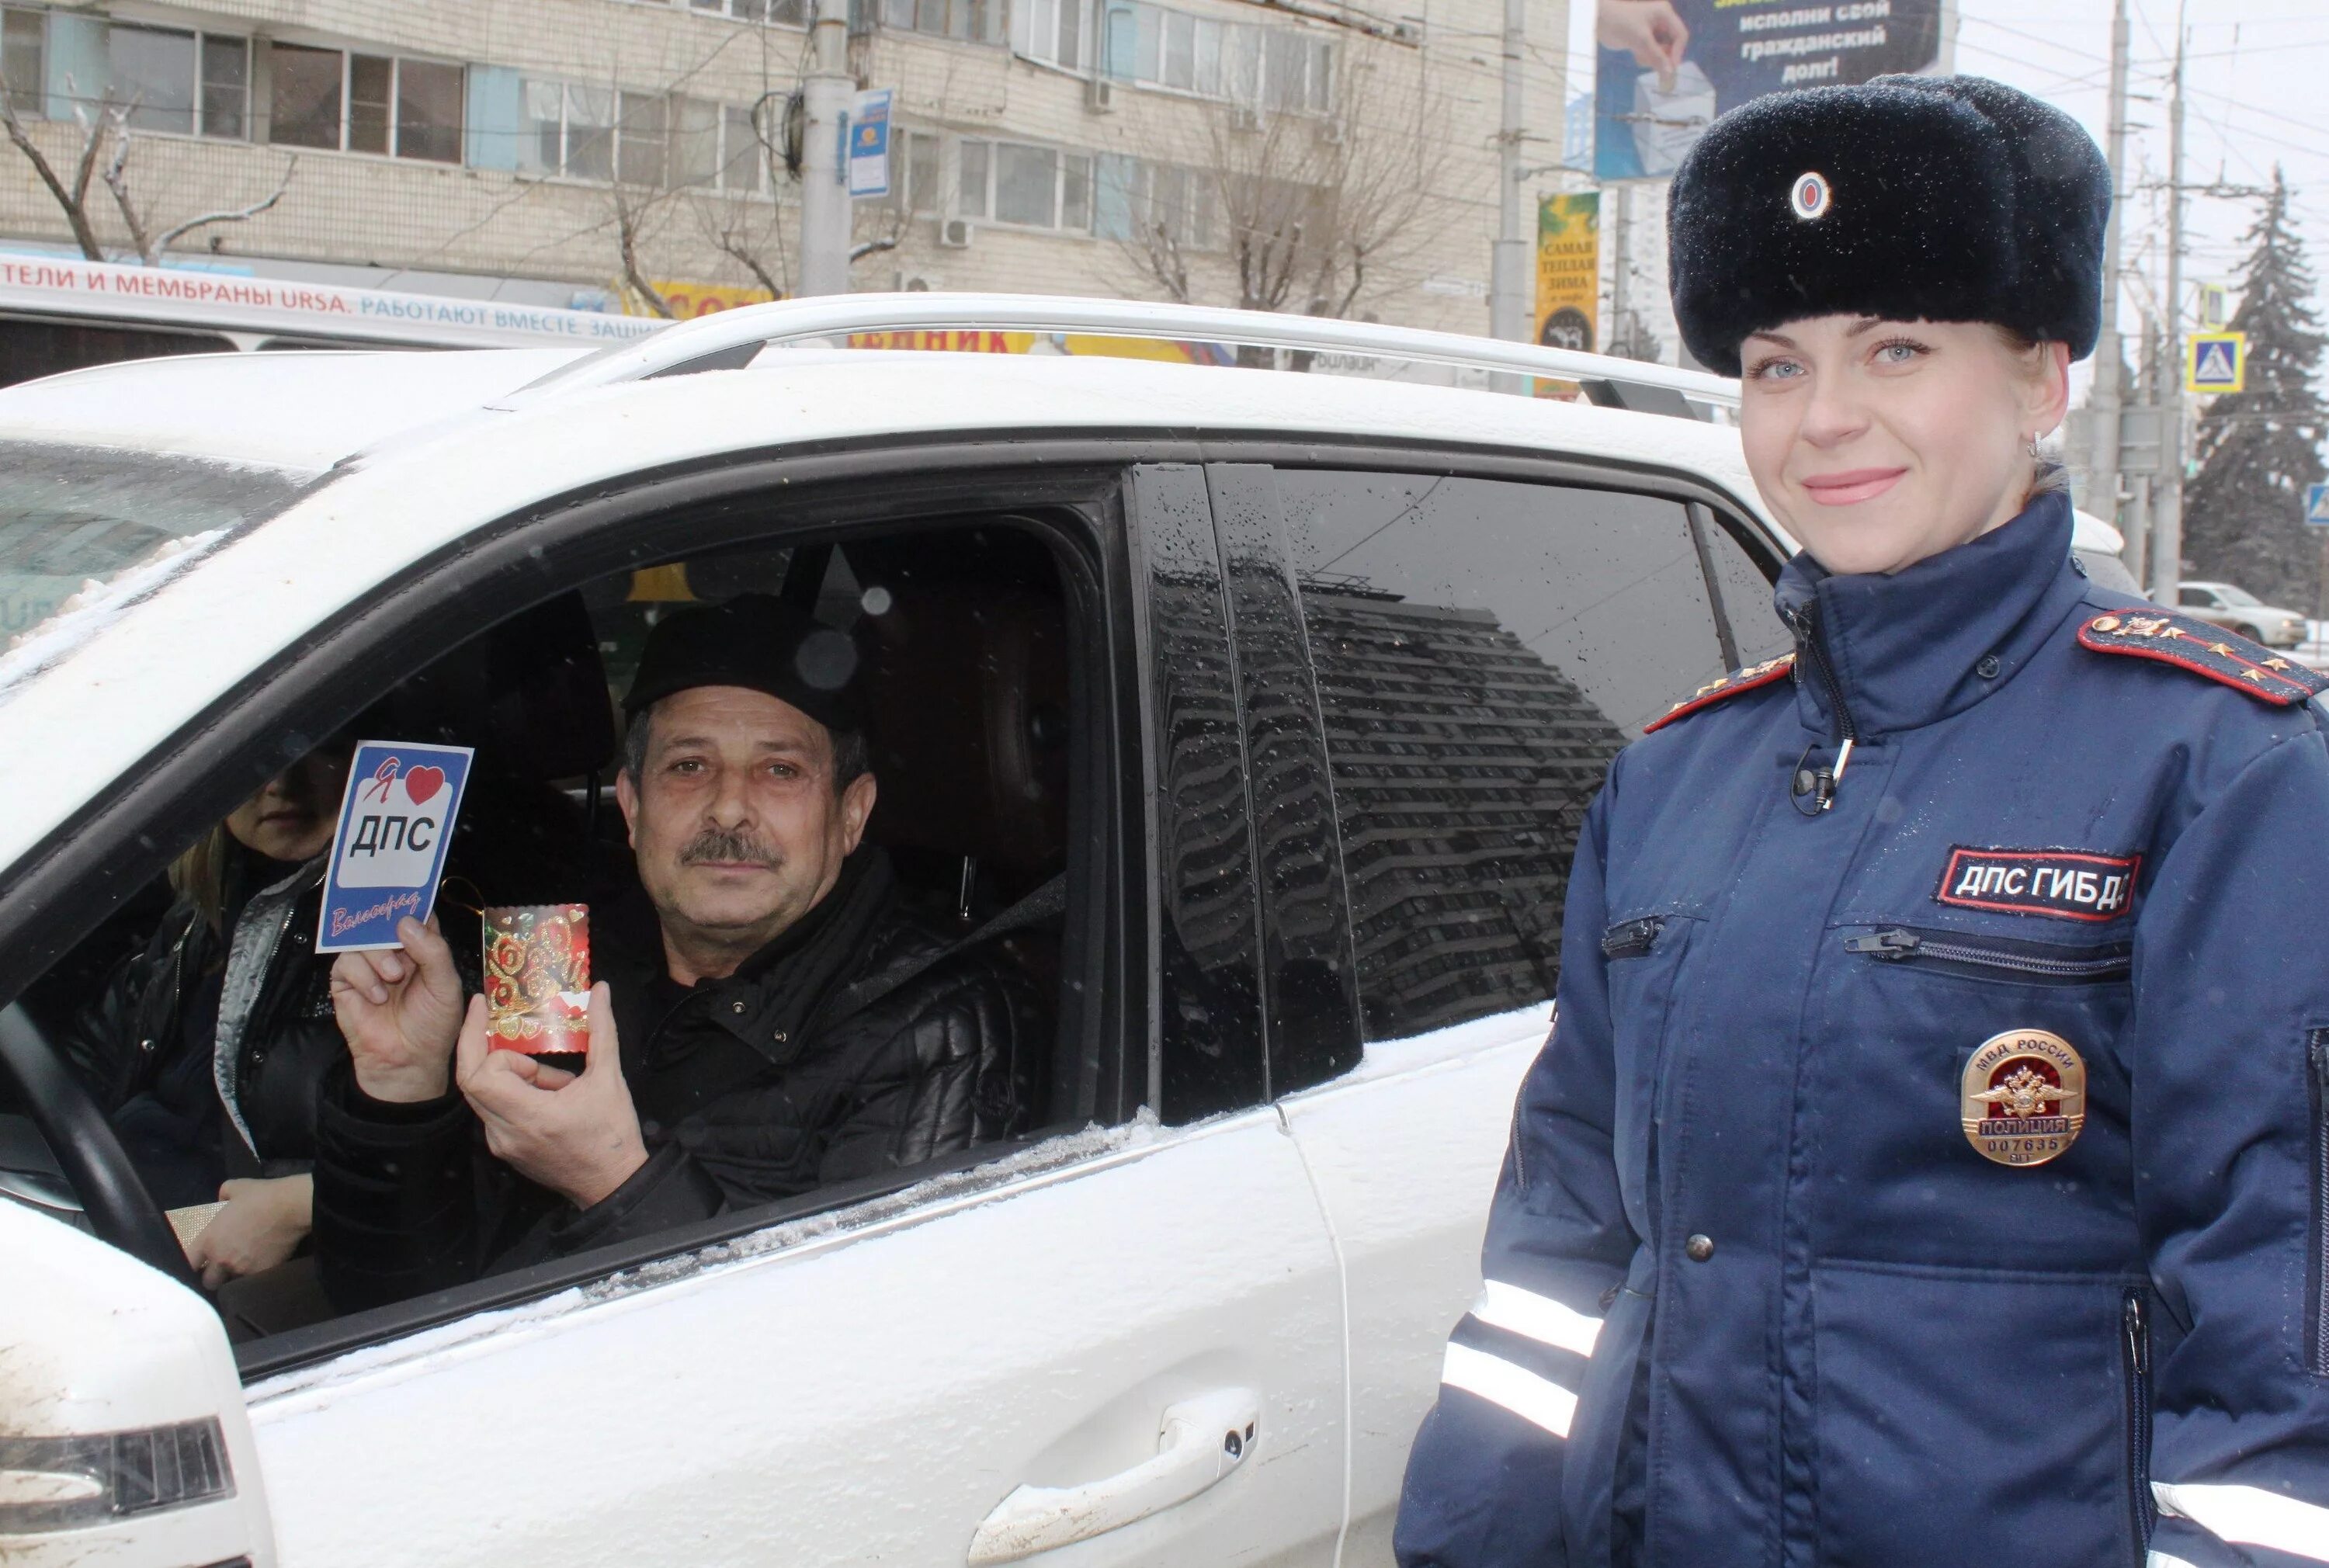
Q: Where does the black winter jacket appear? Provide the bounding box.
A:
[68,857,345,1207]
[312,851,1043,1313]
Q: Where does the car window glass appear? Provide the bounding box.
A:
[0,442,313,660]
[1696,509,1790,667]
[2216,585,2259,607]
[1279,470,1727,1043]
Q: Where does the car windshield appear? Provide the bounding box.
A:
[2213,585,2262,607]
[0,442,318,672]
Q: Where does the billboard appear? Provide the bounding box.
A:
[1536,193,1601,353]
[1594,0,1945,181]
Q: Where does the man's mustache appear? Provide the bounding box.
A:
[679,826,781,869]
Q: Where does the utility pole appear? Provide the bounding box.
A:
[1610,187,1632,357]
[1487,0,1529,347]
[2091,0,2130,546]
[797,0,853,297]
[2149,2,2188,603]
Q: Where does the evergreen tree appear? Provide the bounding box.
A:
[2182,167,2328,609]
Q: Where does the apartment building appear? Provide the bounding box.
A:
[0,0,1567,335]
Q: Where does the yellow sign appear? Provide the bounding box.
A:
[2197,282,2229,331]
[1535,193,1599,398]
[623,279,779,319]
[843,329,1234,366]
[2186,331,2246,394]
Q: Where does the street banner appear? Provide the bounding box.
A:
[2186,331,2246,394]
[318,741,474,953]
[849,88,893,199]
[1536,193,1602,354]
[1593,0,1946,181]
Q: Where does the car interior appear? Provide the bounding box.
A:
[0,508,1088,1351]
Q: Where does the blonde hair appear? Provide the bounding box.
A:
[171,824,232,934]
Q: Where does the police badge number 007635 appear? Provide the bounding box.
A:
[1961,1029,2088,1167]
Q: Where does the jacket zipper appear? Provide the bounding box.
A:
[1602,916,1666,961]
[2311,1030,2329,1375]
[2122,1289,2154,1561]
[1843,927,2133,983]
[1783,599,1858,809]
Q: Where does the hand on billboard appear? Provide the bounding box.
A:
[331,915,465,1103]
[1598,0,1689,92]
[453,983,647,1211]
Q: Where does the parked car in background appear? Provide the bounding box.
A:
[2177,580,2306,646]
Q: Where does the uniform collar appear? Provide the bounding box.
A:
[1772,490,2087,741]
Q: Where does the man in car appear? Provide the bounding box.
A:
[311,595,1041,1312]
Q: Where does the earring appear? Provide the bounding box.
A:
[2026,435,2043,458]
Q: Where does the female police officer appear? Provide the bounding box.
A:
[1395,75,2329,1568]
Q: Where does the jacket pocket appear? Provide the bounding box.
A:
[2122,1288,2154,1563]
[1602,915,1667,962]
[2310,1029,2329,1376]
[1842,925,2132,986]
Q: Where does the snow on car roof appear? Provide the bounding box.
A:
[0,346,595,471]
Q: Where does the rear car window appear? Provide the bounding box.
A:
[1280,470,1736,1043]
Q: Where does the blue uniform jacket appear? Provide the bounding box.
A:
[1395,493,2329,1567]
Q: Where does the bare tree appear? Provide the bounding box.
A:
[610,175,678,318]
[0,88,118,261]
[103,126,295,265]
[3,85,295,265]
[1119,47,1447,351]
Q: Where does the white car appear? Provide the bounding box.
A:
[2175,579,2307,647]
[0,297,2075,1568]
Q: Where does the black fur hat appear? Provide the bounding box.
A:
[1666,75,2109,376]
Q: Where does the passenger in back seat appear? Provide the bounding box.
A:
[312,595,1043,1312]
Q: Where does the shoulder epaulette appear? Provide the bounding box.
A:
[1643,654,1796,734]
[2077,610,2329,706]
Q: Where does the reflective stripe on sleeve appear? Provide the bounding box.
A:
[1440,1340,1580,1438]
[1470,1278,1604,1357]
[2154,1482,2329,1563]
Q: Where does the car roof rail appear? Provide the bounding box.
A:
[506,292,1740,418]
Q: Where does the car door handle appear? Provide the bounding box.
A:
[965,1387,1260,1565]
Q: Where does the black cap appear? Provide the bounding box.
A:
[1667,75,2109,376]
[622,595,863,733]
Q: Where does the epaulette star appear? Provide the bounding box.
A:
[2080,609,2329,706]
[1643,653,1796,733]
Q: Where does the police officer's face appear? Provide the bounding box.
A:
[1737,315,2071,577]
[615,685,878,977]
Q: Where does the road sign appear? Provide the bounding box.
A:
[2198,283,2229,331]
[2187,331,2246,394]
[2308,483,2329,528]
[847,88,891,199]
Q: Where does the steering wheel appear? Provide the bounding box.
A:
[0,1001,199,1289]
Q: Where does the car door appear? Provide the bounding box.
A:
[0,427,1348,1566]
[1235,463,1792,1562]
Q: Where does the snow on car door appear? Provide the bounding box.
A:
[244,1115,1346,1567]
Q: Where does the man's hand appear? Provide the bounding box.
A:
[331,915,465,1103]
[453,983,648,1211]
[186,1174,313,1291]
[1598,0,1689,88]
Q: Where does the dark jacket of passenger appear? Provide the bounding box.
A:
[68,855,343,1208]
[311,849,1042,1313]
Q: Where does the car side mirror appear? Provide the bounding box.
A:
[0,1198,275,1566]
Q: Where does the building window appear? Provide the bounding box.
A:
[521,81,764,193]
[1098,2,1331,113]
[689,0,810,21]
[1022,0,1085,71]
[884,127,939,213]
[957,137,1095,232]
[269,44,462,161]
[2,6,43,119]
[1094,154,1215,248]
[100,24,248,139]
[880,0,1005,47]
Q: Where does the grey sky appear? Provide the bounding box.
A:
[1952,2,2328,349]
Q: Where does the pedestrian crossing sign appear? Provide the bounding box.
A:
[2187,331,2247,394]
[2308,483,2329,528]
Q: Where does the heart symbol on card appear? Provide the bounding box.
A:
[403,765,446,805]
